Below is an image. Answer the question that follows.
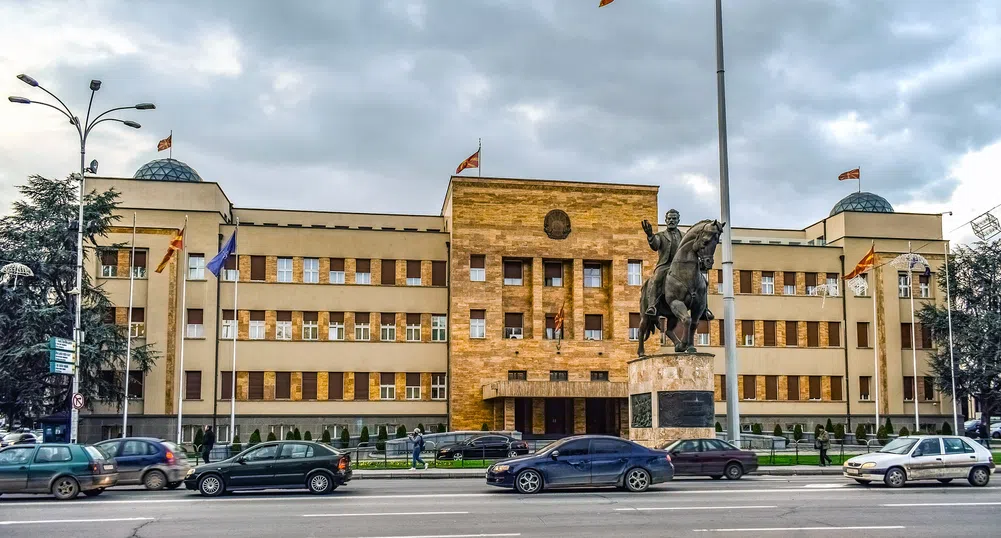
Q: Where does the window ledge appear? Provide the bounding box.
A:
[182,398,204,401]
[184,337,207,340]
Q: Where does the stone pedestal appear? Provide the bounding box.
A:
[627,352,715,447]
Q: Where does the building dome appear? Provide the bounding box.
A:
[133,158,203,182]
[829,192,894,217]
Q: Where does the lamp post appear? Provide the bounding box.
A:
[9,75,154,443]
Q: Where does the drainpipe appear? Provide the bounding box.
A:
[211,230,223,432]
[840,255,852,430]
[445,240,452,432]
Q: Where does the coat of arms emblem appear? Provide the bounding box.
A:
[544,209,571,240]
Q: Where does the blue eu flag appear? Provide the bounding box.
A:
[207,230,237,277]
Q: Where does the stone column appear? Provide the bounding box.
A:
[573,398,586,434]
[504,398,516,431]
[532,398,545,435]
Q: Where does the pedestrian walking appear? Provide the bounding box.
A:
[409,428,427,470]
[817,429,833,466]
[201,425,215,464]
[979,421,990,449]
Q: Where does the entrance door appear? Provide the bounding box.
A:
[545,398,573,436]
[586,398,613,435]
[514,398,533,435]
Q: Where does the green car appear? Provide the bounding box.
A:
[0,443,119,500]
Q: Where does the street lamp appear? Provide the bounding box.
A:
[8,74,154,443]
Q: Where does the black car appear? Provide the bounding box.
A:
[184,441,351,496]
[438,435,530,461]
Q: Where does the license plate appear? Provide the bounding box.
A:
[847,468,859,475]
[103,464,115,470]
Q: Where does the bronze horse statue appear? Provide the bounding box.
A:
[638,219,725,356]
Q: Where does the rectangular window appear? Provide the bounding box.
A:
[809,376,822,400]
[697,320,709,346]
[544,262,563,286]
[250,256,266,281]
[327,372,344,400]
[742,320,755,346]
[302,311,319,340]
[222,254,238,281]
[469,254,486,282]
[130,308,146,338]
[787,376,800,401]
[249,372,265,400]
[277,257,293,283]
[276,311,292,340]
[432,261,447,286]
[406,313,421,342]
[432,314,447,342]
[431,373,447,400]
[550,370,568,382]
[583,263,602,288]
[898,272,910,298]
[627,261,642,286]
[355,259,371,284]
[831,375,843,401]
[591,371,609,382]
[719,374,727,401]
[716,269,723,293]
[504,313,524,339]
[275,372,291,399]
[302,372,318,400]
[584,314,602,340]
[130,250,148,278]
[762,320,776,347]
[503,260,523,285]
[629,313,641,341]
[859,376,871,401]
[221,371,233,400]
[188,254,205,280]
[221,309,236,339]
[828,322,841,347]
[923,376,935,400]
[380,313,396,341]
[100,250,118,277]
[784,321,798,346]
[405,373,421,400]
[919,274,931,298]
[380,372,395,400]
[302,258,319,283]
[354,372,369,400]
[765,375,778,400]
[508,370,527,381]
[805,272,818,295]
[355,312,371,341]
[718,319,727,347]
[783,272,796,295]
[184,371,201,400]
[743,375,756,400]
[903,376,915,401]
[381,259,396,285]
[739,271,752,294]
[761,271,774,295]
[857,322,870,348]
[806,321,819,347]
[329,258,345,284]
[469,309,486,339]
[920,323,933,349]
[186,308,204,338]
[249,310,266,340]
[545,314,557,340]
[901,323,913,349]
[328,312,345,341]
[406,260,422,286]
[826,273,840,296]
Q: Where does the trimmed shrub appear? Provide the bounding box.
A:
[320,429,331,444]
[876,426,888,444]
[481,422,490,431]
[855,423,868,443]
[941,421,953,435]
[773,424,784,437]
[825,418,835,433]
[193,428,204,451]
[834,423,845,440]
[248,429,262,447]
[793,424,803,441]
[376,426,388,451]
[293,428,302,440]
[751,423,763,435]
[437,423,446,433]
[899,426,910,437]
[396,425,407,439]
[285,431,294,440]
[340,429,350,449]
[230,435,242,457]
[303,431,312,441]
[884,417,893,434]
[814,424,824,438]
[417,423,425,434]
[359,426,370,446]
[267,431,277,442]
[715,422,723,433]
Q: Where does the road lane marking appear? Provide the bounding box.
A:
[0,517,154,526]
[354,535,519,538]
[693,526,906,533]
[882,502,1001,507]
[617,505,777,511]
[304,511,468,518]
[803,483,848,488]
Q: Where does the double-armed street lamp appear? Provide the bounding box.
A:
[9,74,154,443]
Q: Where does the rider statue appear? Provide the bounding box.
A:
[642,209,714,321]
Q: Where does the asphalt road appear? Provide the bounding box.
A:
[1,475,999,537]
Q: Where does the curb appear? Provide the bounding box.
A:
[351,467,845,479]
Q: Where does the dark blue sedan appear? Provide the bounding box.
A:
[485,435,673,494]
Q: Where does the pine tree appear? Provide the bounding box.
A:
[340,429,350,449]
[941,421,953,435]
[876,426,889,444]
[267,431,277,442]
[285,431,294,440]
[855,423,868,443]
[715,422,723,433]
[884,417,893,434]
[293,428,301,440]
[193,428,204,451]
[376,426,388,451]
[396,425,407,439]
[825,418,835,432]
[320,429,331,444]
[359,426,370,446]
[303,430,312,441]
[437,423,446,433]
[417,423,425,434]
[773,424,784,437]
[248,429,262,447]
[899,426,910,437]
[751,423,762,435]
[834,423,845,440]
[793,424,803,441]
[481,422,489,431]
[230,435,242,457]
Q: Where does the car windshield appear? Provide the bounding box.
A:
[878,437,919,454]
[84,446,105,461]
[661,440,682,451]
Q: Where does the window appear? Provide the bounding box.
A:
[743,375,756,400]
[583,263,602,288]
[857,322,870,348]
[503,260,523,285]
[249,311,266,340]
[130,250,148,278]
[718,319,728,347]
[0,446,35,465]
[279,443,313,460]
[739,271,752,294]
[222,310,236,339]
[826,273,839,296]
[809,376,822,400]
[302,372,317,400]
[716,269,723,293]
[354,373,369,400]
[765,375,778,400]
[406,373,421,400]
[719,374,727,401]
[355,313,371,341]
[508,370,527,381]
[545,262,563,286]
[763,321,776,347]
[805,272,818,295]
[381,313,397,341]
[277,257,293,282]
[920,324,933,349]
[550,370,568,382]
[591,371,609,382]
[276,311,292,340]
[250,255,266,281]
[302,312,318,340]
[787,376,800,401]
[355,259,371,284]
[915,438,941,456]
[919,274,931,298]
[130,308,146,338]
[943,437,974,455]
[328,312,345,341]
[221,371,233,400]
[470,310,486,339]
[249,372,265,400]
[584,315,603,340]
[806,321,819,347]
[381,259,396,285]
[591,439,631,455]
[470,255,486,282]
[504,313,524,339]
[380,372,396,399]
[432,314,447,342]
[100,250,118,277]
[406,313,421,342]
[186,308,204,338]
[276,372,291,399]
[697,320,709,346]
[327,372,344,400]
[186,253,205,280]
[545,314,559,340]
[222,254,238,281]
[628,313,640,341]
[183,371,201,400]
[329,258,345,284]
[901,323,913,349]
[779,272,795,296]
[859,376,871,401]
[300,257,318,283]
[406,260,422,286]
[923,376,935,401]
[831,375,843,400]
[828,322,841,347]
[35,446,73,463]
[431,373,447,400]
[432,261,447,286]
[742,320,754,346]
[244,444,278,462]
[126,371,143,399]
[627,261,642,286]
[761,271,774,295]
[898,272,910,298]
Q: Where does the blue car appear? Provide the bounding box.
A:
[485,435,674,494]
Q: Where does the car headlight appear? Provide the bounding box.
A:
[186,468,195,477]
[492,464,510,473]
[860,462,877,469]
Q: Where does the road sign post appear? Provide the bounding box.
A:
[72,393,85,410]
[46,337,80,441]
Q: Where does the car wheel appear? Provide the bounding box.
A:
[969,466,991,487]
[307,472,334,495]
[52,476,80,500]
[937,478,954,484]
[993,432,1000,439]
[453,453,464,461]
[165,481,181,490]
[198,474,225,497]
[508,450,518,458]
[854,479,871,486]
[884,467,906,488]
[710,475,723,480]
[625,468,651,492]
[143,469,167,491]
[724,462,744,480]
[515,469,543,494]
[83,488,105,497]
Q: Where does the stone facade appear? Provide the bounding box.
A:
[628,352,716,446]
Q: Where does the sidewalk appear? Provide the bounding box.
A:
[352,465,844,479]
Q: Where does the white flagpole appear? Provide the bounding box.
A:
[872,273,880,432]
[229,218,239,443]
[122,213,137,437]
[908,241,920,431]
[176,216,189,445]
[944,241,958,432]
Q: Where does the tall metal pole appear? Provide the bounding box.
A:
[943,240,958,432]
[715,0,740,443]
[71,137,86,443]
[176,216,189,445]
[122,213,137,436]
[908,241,919,431]
[873,276,880,431]
[230,219,240,443]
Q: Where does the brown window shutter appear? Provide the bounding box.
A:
[763,321,776,346]
[719,374,726,401]
[546,314,556,329]
[187,309,203,325]
[470,309,485,320]
[809,376,821,399]
[762,270,773,279]
[787,376,800,400]
[223,254,236,270]
[785,321,798,345]
[328,372,344,399]
[381,313,396,326]
[697,319,709,334]
[406,373,420,386]
[101,250,118,266]
[406,313,420,325]
[901,323,912,349]
[470,255,485,269]
[805,272,817,287]
[303,311,318,322]
[860,376,870,396]
[503,261,522,279]
[807,322,819,347]
[221,371,233,400]
[276,372,291,399]
[740,271,752,293]
[544,262,562,279]
[249,372,264,400]
[223,309,235,321]
[133,250,147,269]
[857,322,869,347]
[784,272,796,286]
[923,376,935,400]
[277,311,292,322]
[329,312,344,323]
[355,312,370,324]
[629,313,641,329]
[585,315,602,331]
[743,375,756,399]
[356,259,371,273]
[718,319,727,345]
[250,310,265,321]
[920,324,933,349]
[381,259,396,285]
[741,320,754,341]
[330,258,345,271]
[131,308,145,322]
[919,274,929,286]
[828,322,841,347]
[432,261,446,286]
[407,260,421,278]
[250,256,266,280]
[380,372,395,385]
[765,376,778,400]
[505,313,523,328]
[185,371,201,400]
[831,376,843,400]
[354,373,369,400]
[302,372,317,400]
[903,377,914,400]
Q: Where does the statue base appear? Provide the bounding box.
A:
[627,352,716,448]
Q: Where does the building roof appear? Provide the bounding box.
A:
[133,158,203,182]
[829,191,894,217]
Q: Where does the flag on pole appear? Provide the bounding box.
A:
[599,0,615,6]
[154,227,184,273]
[838,168,860,181]
[207,230,237,277]
[844,244,875,280]
[455,148,480,174]
[554,305,566,349]
[157,134,172,152]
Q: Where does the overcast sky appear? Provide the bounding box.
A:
[2,0,999,244]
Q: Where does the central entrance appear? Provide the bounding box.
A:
[544,398,574,435]
[585,398,618,435]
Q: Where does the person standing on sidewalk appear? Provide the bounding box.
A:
[201,425,216,464]
[817,429,833,466]
[409,428,427,470]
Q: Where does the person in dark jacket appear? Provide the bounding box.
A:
[979,421,990,448]
[201,425,216,463]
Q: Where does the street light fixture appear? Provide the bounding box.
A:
[8,73,154,444]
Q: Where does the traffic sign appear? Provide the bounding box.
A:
[49,361,76,375]
[49,348,76,364]
[72,393,85,410]
[48,337,76,352]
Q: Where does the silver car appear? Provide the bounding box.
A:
[844,435,994,488]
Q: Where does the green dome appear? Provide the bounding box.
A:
[134,158,203,182]
[830,192,894,217]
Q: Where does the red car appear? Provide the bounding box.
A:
[660,438,758,480]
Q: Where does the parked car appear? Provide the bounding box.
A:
[485,435,673,494]
[659,438,758,480]
[992,423,1001,439]
[843,435,994,488]
[0,443,118,499]
[95,437,191,490]
[0,432,37,448]
[437,434,529,461]
[964,418,1000,437]
[184,440,351,496]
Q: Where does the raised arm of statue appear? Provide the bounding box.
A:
[648,231,661,252]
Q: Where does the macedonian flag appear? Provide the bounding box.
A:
[157,134,172,152]
[154,227,185,273]
[838,168,860,181]
[455,148,480,174]
[599,0,615,6]
[845,244,875,280]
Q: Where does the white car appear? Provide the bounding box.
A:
[843,435,994,488]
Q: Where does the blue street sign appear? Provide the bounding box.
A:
[48,337,75,352]
[49,361,76,375]
[49,348,76,364]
